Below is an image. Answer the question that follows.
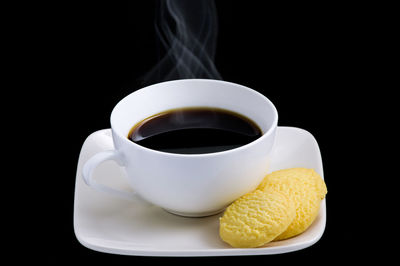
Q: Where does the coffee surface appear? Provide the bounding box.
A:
[128,107,262,154]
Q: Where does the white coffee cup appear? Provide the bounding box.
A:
[82,79,278,217]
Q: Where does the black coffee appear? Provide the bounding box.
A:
[128,107,262,154]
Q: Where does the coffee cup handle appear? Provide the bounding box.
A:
[82,150,137,200]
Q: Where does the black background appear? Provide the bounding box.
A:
[16,0,393,263]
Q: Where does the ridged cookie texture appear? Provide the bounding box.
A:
[257,168,327,240]
[219,189,295,248]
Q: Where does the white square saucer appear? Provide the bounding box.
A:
[73,126,326,256]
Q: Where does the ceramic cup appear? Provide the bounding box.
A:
[82,79,278,217]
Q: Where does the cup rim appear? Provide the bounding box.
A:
[110,79,278,157]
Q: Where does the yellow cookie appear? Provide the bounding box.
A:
[312,170,328,200]
[257,168,327,240]
[219,189,295,248]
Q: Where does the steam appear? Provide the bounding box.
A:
[142,0,222,84]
